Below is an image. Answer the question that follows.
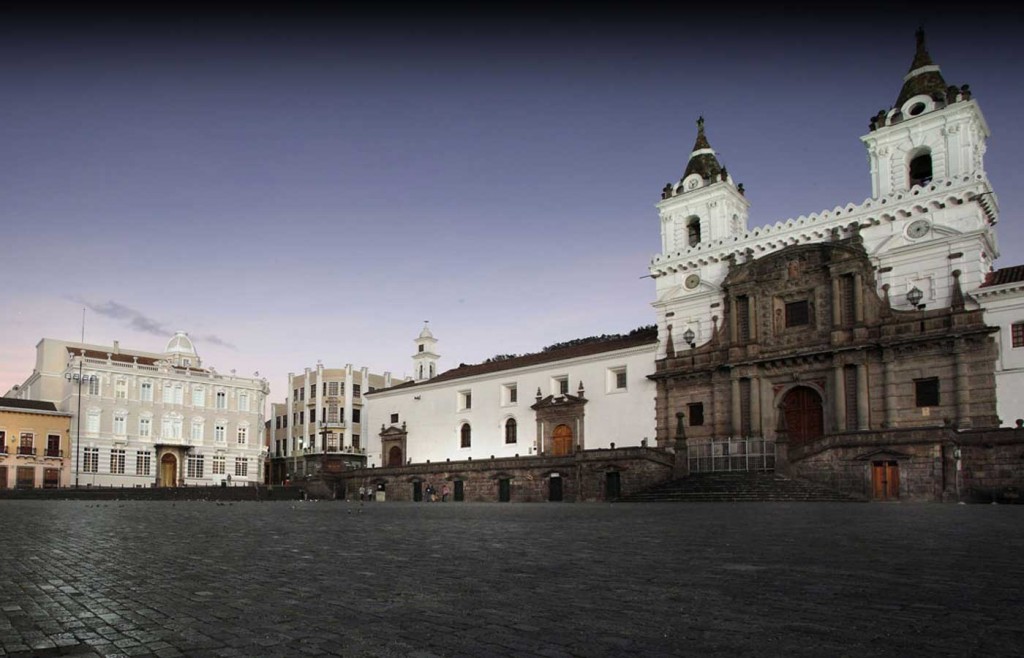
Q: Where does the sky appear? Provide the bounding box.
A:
[2,3,1023,407]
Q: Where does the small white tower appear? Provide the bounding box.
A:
[412,322,439,382]
[656,116,751,254]
[861,28,992,202]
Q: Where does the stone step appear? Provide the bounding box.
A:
[620,472,862,503]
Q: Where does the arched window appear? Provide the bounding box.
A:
[909,151,933,188]
[429,363,435,377]
[419,364,424,379]
[504,418,517,444]
[687,216,702,246]
[460,423,471,448]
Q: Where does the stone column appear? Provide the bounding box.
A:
[748,295,757,342]
[954,339,972,429]
[831,277,842,327]
[343,364,354,449]
[854,273,865,324]
[731,376,742,437]
[729,298,738,343]
[882,349,896,427]
[856,363,870,430]
[834,363,847,432]
[751,376,762,435]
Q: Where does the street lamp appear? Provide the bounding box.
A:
[65,353,97,488]
[907,286,925,310]
[683,328,696,367]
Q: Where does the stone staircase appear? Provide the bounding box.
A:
[619,471,864,503]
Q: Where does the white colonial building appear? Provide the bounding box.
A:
[6,332,269,487]
[364,324,658,467]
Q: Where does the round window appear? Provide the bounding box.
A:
[908,102,926,117]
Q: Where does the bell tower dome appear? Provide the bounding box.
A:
[412,322,439,382]
[656,117,750,254]
[861,29,993,202]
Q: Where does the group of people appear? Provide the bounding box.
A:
[423,483,450,502]
[357,486,377,502]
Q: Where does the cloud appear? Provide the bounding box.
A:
[199,334,237,350]
[68,298,237,350]
[80,300,168,337]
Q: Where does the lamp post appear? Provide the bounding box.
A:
[65,353,97,488]
[907,286,925,310]
[683,328,696,367]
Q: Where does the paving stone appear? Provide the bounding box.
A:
[2,501,1024,655]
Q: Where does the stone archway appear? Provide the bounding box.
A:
[780,386,824,447]
[159,453,177,487]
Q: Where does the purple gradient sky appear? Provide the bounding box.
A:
[2,5,1023,404]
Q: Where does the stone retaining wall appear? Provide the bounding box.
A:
[341,448,675,503]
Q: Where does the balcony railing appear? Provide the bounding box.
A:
[687,437,775,473]
[0,446,6,455]
[17,446,36,456]
[44,448,64,458]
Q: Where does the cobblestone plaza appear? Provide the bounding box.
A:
[1,501,1022,657]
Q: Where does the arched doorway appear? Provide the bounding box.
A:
[159,454,177,487]
[388,446,403,467]
[551,424,573,456]
[780,386,824,447]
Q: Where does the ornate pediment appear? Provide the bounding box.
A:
[531,394,587,411]
[853,448,914,461]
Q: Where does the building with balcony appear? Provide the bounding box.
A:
[0,398,72,489]
[5,332,269,488]
[266,363,410,489]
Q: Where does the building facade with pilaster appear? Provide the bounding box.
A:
[267,363,409,486]
[648,30,1022,501]
[6,332,269,488]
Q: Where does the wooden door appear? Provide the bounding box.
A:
[412,481,423,502]
[781,386,824,446]
[872,461,899,500]
[552,424,573,456]
[498,478,511,502]
[160,454,177,487]
[388,446,403,467]
[454,480,464,502]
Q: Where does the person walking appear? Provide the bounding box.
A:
[442,484,450,502]
[358,486,365,502]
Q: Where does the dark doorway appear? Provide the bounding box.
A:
[412,481,423,502]
[872,461,899,500]
[388,446,403,467]
[16,467,34,489]
[0,466,7,489]
[454,480,464,502]
[781,386,824,446]
[498,478,511,502]
[605,471,621,501]
[549,475,563,502]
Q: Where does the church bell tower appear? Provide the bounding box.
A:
[412,322,439,382]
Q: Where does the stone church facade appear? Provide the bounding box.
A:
[649,30,1022,501]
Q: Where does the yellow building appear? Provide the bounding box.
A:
[0,398,72,489]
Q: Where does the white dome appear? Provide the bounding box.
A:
[418,323,434,340]
[165,331,197,356]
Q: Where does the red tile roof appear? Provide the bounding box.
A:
[980,266,1024,288]
[375,329,658,393]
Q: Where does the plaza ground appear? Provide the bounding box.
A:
[1,501,1022,657]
